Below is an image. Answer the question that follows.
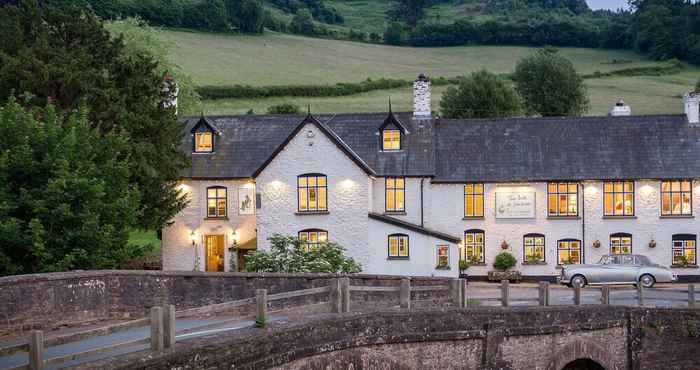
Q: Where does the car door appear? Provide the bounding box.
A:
[619,255,639,283]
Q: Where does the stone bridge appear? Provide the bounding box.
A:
[76,305,700,370]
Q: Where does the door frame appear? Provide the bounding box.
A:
[205,234,225,272]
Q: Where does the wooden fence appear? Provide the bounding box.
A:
[0,277,457,370]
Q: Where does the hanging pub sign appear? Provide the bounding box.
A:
[495,191,536,219]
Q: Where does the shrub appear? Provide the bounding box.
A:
[459,259,470,271]
[244,234,362,273]
[493,252,517,271]
[267,103,301,114]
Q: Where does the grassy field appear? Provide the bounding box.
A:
[157,29,699,116]
[160,30,663,86]
[203,71,697,116]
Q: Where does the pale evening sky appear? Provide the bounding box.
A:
[586,0,630,11]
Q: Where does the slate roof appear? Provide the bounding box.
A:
[181,112,700,182]
[368,212,461,243]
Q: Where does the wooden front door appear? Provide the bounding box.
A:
[205,235,225,272]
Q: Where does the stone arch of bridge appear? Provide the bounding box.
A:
[546,339,616,370]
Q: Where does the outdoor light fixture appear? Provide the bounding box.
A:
[232,230,238,247]
[190,230,197,246]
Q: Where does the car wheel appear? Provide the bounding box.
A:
[571,275,587,288]
[639,274,655,288]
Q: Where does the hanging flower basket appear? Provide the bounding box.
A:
[649,239,657,248]
[592,240,601,249]
[500,240,509,250]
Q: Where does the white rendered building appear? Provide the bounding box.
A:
[162,77,700,281]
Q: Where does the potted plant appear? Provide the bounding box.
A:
[500,240,509,250]
[648,239,657,248]
[592,240,601,249]
[674,255,690,267]
[459,259,470,278]
[488,252,521,282]
[525,253,543,264]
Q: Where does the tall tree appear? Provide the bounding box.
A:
[387,0,427,28]
[513,48,589,117]
[0,0,188,231]
[0,99,142,275]
[439,70,521,119]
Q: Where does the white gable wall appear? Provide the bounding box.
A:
[256,123,373,268]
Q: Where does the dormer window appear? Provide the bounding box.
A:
[382,129,401,151]
[195,132,213,153]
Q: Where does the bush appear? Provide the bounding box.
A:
[267,103,301,114]
[493,252,517,271]
[459,259,470,271]
[245,234,362,273]
[439,69,521,119]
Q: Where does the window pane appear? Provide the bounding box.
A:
[682,180,691,192]
[662,193,671,214]
[604,182,613,192]
[217,199,226,216]
[396,190,405,210]
[558,183,567,193]
[672,181,680,192]
[317,176,326,186]
[465,195,473,216]
[475,194,483,216]
[318,188,327,210]
[559,195,567,214]
[475,184,483,193]
[568,194,577,214]
[614,193,623,214]
[298,177,307,187]
[386,178,395,187]
[604,193,613,215]
[476,233,483,243]
[682,193,691,214]
[308,177,317,187]
[208,188,216,197]
[396,178,404,188]
[568,183,577,193]
[217,188,226,197]
[661,181,670,192]
[672,193,681,214]
[465,184,473,194]
[308,188,317,209]
[624,182,634,192]
[299,190,307,211]
[548,195,557,215]
[614,182,623,192]
[387,191,395,210]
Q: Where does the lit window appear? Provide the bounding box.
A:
[298,174,327,212]
[206,186,227,218]
[524,233,545,263]
[436,245,449,268]
[298,229,328,251]
[388,234,409,258]
[672,234,697,266]
[604,181,634,216]
[557,239,581,265]
[610,233,632,254]
[462,229,484,264]
[464,184,484,218]
[661,180,692,216]
[195,132,213,152]
[382,129,401,150]
[548,182,578,217]
[385,177,405,212]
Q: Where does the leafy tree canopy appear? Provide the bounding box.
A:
[0,0,188,231]
[0,99,145,275]
[245,235,362,273]
[513,48,589,117]
[439,70,521,119]
[267,103,301,115]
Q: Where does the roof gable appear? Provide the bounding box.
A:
[251,114,377,178]
[190,116,221,135]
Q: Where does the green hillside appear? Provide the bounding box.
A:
[157,29,699,116]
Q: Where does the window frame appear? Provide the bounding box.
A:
[557,238,582,265]
[298,229,328,252]
[206,186,227,218]
[547,182,579,217]
[661,180,693,216]
[382,129,401,151]
[464,183,485,218]
[462,229,485,264]
[609,232,632,254]
[603,181,635,217]
[523,233,545,263]
[387,233,409,259]
[672,234,697,266]
[436,245,450,268]
[385,177,406,213]
[194,131,214,153]
[297,173,328,213]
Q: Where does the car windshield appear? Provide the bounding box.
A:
[598,255,622,265]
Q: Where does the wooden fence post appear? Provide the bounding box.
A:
[329,278,342,313]
[500,280,509,307]
[340,277,350,313]
[150,306,164,352]
[573,282,582,305]
[538,282,549,306]
[256,289,268,327]
[637,284,645,306]
[400,278,411,310]
[449,279,461,307]
[689,284,695,308]
[163,304,176,349]
[29,330,44,370]
[601,285,610,305]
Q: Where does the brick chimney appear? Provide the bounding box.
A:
[684,91,699,125]
[413,73,431,118]
[609,98,631,117]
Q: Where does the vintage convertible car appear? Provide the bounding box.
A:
[559,254,677,288]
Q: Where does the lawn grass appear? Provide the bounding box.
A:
[159,30,661,87]
[203,71,699,116]
[128,229,160,254]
